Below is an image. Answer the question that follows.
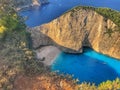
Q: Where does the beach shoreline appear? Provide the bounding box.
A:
[36,46,61,66]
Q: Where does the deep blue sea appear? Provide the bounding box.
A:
[20,0,120,85]
[20,0,120,27]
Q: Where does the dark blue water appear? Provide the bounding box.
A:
[20,0,120,85]
[20,0,120,27]
[51,48,120,85]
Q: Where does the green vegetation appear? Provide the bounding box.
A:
[0,1,46,89]
[0,30,47,89]
[67,6,120,32]
[0,0,26,39]
[95,8,120,28]
[76,78,120,90]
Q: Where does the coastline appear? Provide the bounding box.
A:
[16,5,34,11]
[36,46,61,66]
[16,1,49,11]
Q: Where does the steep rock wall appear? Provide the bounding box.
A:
[30,7,120,59]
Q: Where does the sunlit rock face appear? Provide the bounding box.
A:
[30,7,120,59]
[14,0,48,10]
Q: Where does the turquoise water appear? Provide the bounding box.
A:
[20,0,120,85]
[51,48,120,85]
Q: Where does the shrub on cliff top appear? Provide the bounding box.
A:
[66,6,120,32]
[76,78,120,90]
[95,8,120,29]
[0,0,26,39]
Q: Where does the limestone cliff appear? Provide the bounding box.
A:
[14,0,48,10]
[30,7,120,59]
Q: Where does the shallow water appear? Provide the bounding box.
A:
[20,0,120,84]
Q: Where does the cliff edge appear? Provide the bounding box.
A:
[30,7,120,59]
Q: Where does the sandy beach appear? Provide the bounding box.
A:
[36,46,61,66]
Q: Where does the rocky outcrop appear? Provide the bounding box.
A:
[28,27,53,47]
[30,7,120,59]
[14,0,49,11]
[28,27,82,53]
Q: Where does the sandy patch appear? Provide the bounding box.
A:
[36,46,61,66]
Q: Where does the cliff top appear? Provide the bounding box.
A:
[64,6,120,29]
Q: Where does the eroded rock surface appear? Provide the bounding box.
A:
[30,7,120,59]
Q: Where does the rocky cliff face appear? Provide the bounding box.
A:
[30,7,120,59]
[14,0,48,10]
